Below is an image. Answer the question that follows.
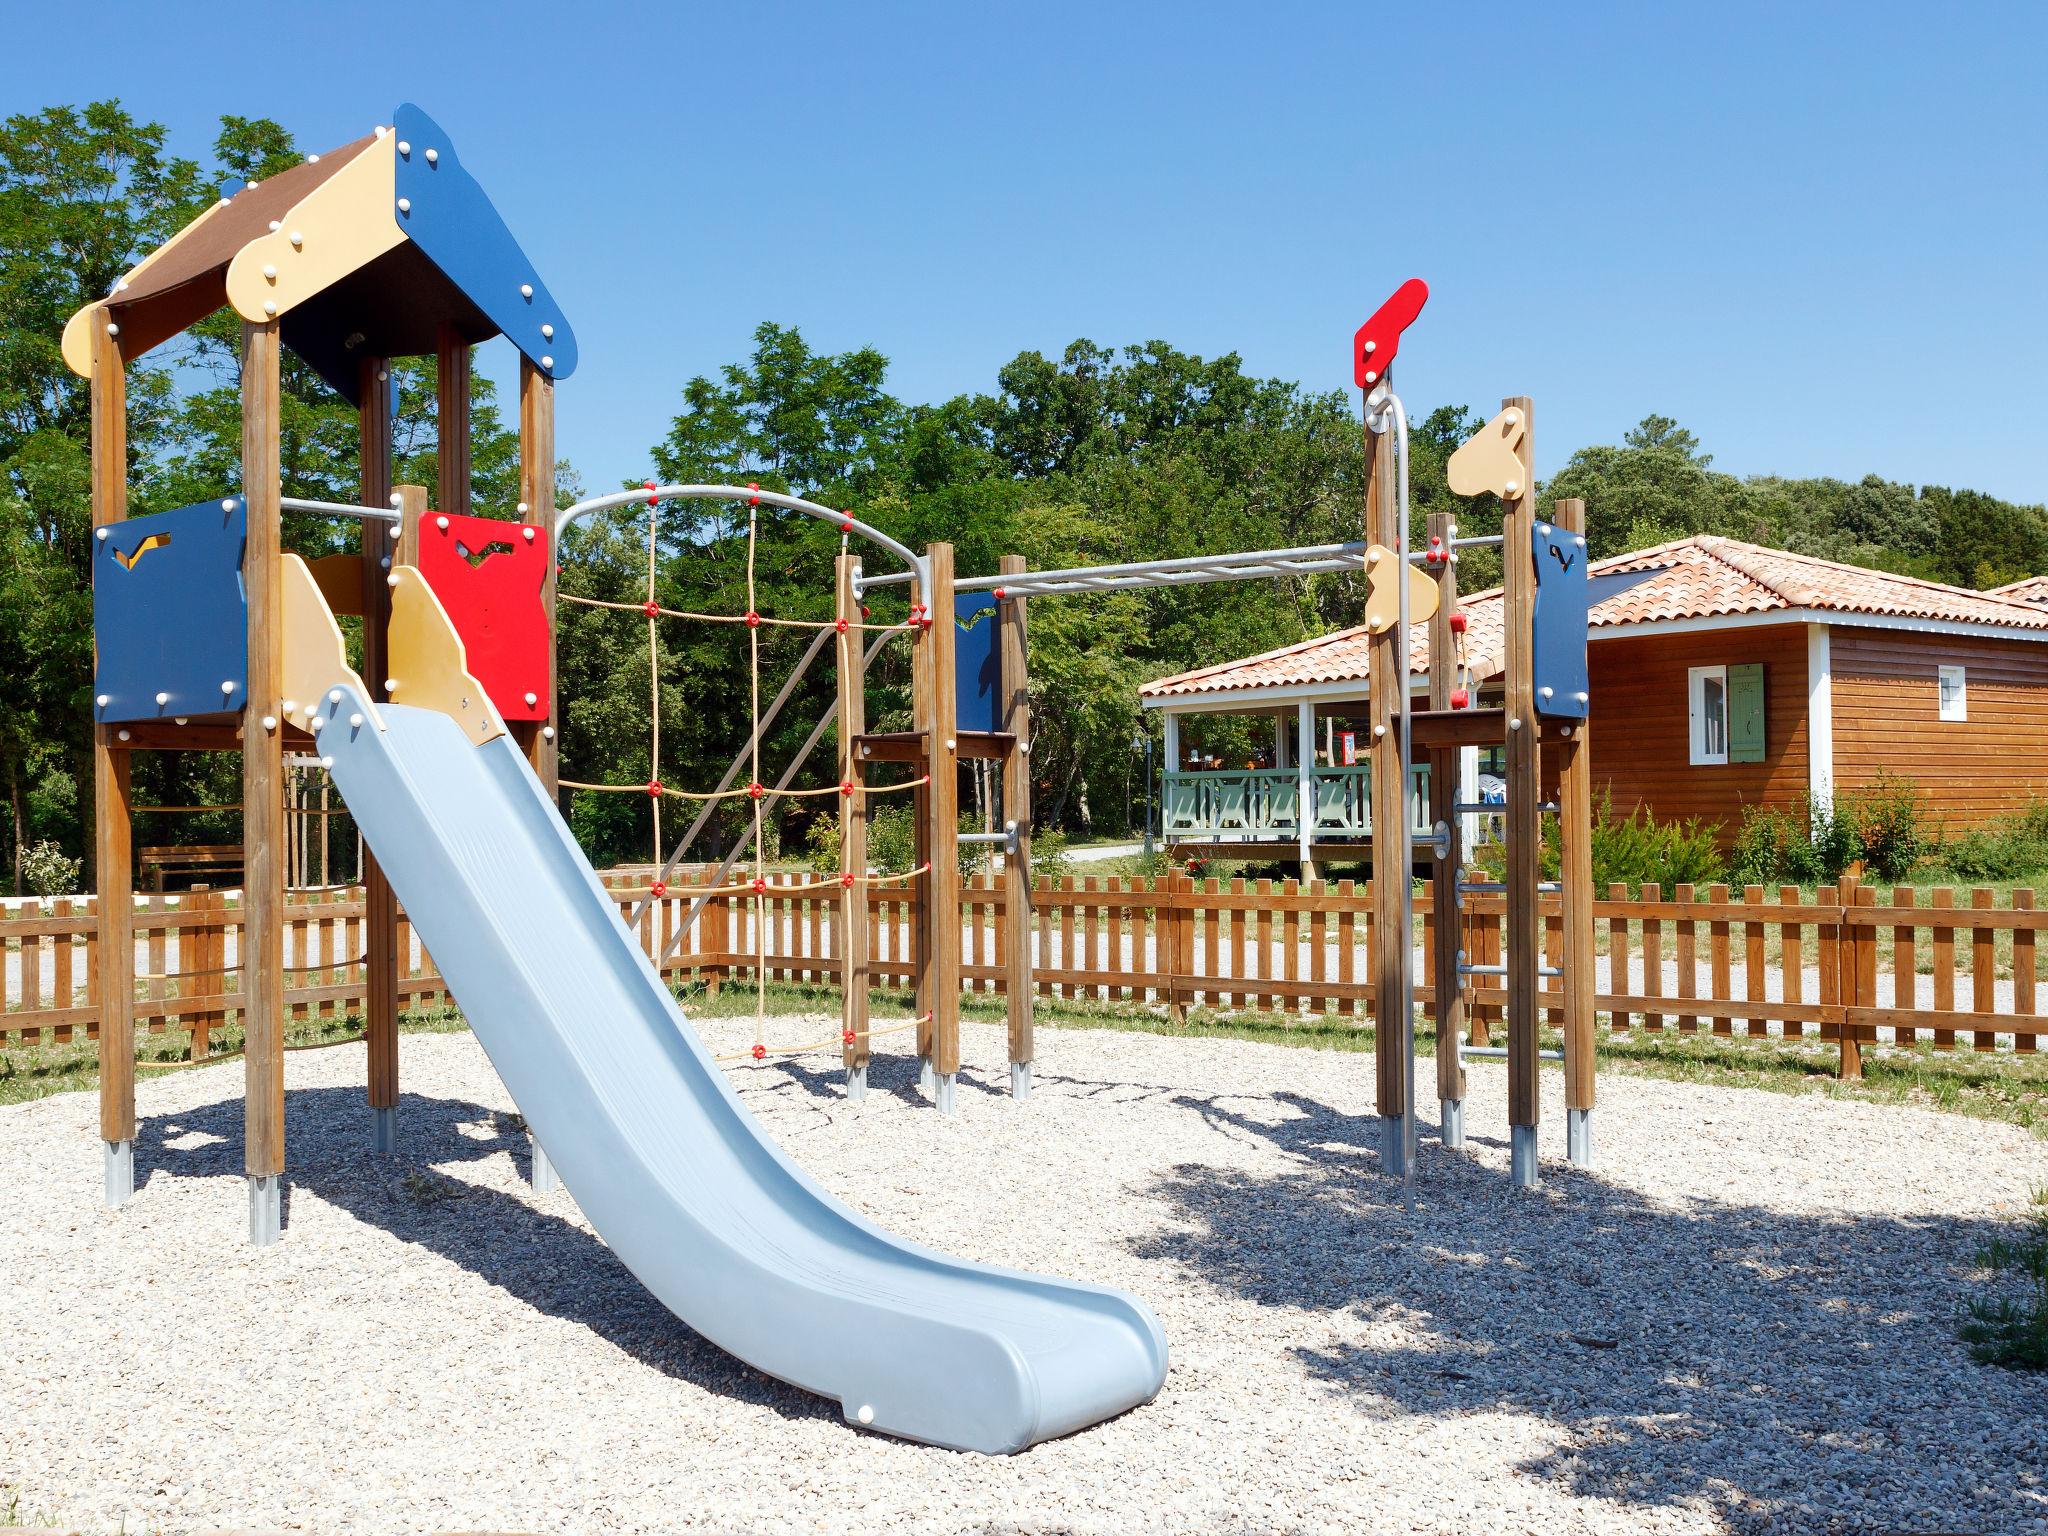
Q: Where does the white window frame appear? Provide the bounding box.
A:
[1938,663,1967,722]
[1688,664,1729,766]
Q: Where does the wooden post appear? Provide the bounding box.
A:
[1425,510,1466,1142]
[910,565,933,1071]
[1552,496,1597,1165]
[1500,395,1542,1187]
[925,544,963,1111]
[242,319,287,1243]
[835,554,870,1091]
[90,308,136,1206]
[1364,386,1409,1168]
[358,358,401,1150]
[998,554,1034,1096]
[435,324,471,517]
[519,357,558,793]
[1838,875,1869,1080]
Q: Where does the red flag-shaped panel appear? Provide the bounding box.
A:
[1353,278,1429,388]
[415,513,551,722]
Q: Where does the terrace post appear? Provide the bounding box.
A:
[1296,698,1316,881]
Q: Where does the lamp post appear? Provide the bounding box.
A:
[1134,729,1155,859]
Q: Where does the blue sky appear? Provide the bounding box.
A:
[11,2,2046,504]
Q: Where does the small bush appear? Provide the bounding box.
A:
[1032,828,1072,883]
[1730,793,1855,886]
[810,807,984,877]
[1940,827,2048,882]
[1487,790,1723,894]
[20,841,80,898]
[1850,770,1935,882]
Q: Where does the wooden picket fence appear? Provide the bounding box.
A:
[2,873,2040,1072]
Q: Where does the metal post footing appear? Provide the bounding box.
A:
[917,1055,936,1097]
[934,1073,957,1116]
[1511,1124,1539,1189]
[845,1064,867,1103]
[1567,1107,1593,1169]
[248,1174,282,1246]
[1439,1099,1465,1150]
[103,1139,134,1208]
[370,1106,397,1156]
[530,1136,561,1193]
[1380,1113,1410,1178]
[1010,1061,1032,1101]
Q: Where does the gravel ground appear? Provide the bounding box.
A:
[3,1016,2046,1535]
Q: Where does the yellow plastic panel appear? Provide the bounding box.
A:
[225,133,403,325]
[386,565,505,747]
[281,553,382,732]
[1363,544,1440,633]
[1446,405,1528,500]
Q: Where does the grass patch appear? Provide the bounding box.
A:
[674,978,2048,1136]
[1961,1188,2048,1369]
[0,1004,469,1111]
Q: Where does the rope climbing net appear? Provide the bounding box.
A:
[557,481,932,1062]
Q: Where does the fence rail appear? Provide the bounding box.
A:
[2,874,2038,1073]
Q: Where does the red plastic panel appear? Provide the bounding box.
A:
[415,513,551,721]
[1352,278,1429,388]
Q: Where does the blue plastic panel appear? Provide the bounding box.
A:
[954,592,1000,733]
[390,103,577,381]
[94,496,248,723]
[1531,520,1590,719]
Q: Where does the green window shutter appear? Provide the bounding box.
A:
[1728,663,1766,763]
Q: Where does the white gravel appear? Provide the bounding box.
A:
[3,1015,2046,1535]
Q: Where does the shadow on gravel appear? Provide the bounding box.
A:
[133,1084,836,1431]
[1137,1089,2043,1534]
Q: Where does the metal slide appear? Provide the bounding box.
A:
[315,687,1167,1454]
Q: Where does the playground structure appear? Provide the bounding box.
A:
[64,104,1593,1447]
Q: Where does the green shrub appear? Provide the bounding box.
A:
[1934,797,2048,882]
[1032,827,1072,883]
[1849,770,1936,882]
[20,841,80,898]
[1730,793,1855,886]
[1486,790,1723,894]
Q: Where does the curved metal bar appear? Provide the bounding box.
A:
[554,484,923,581]
[281,496,400,523]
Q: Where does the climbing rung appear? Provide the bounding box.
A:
[1452,800,1561,815]
[1457,954,1564,978]
[1452,534,1504,548]
[1455,879,1562,894]
[1460,1045,1565,1062]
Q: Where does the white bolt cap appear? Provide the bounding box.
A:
[436,515,449,530]
[541,355,553,369]
[540,324,553,339]
[262,301,277,315]
[262,263,277,280]
[380,556,391,569]
[245,179,258,190]
[95,694,109,707]
[1364,369,1377,384]
[542,725,556,741]
[385,678,399,692]
[524,692,538,706]
[117,729,130,741]
[396,197,411,213]
[424,147,438,164]
[288,230,303,248]
[105,321,120,336]
[268,220,281,231]
[96,528,108,541]
[221,680,236,695]
[1539,686,1554,698]
[520,283,533,299]
[348,712,364,729]
[261,714,278,732]
[1363,340,1376,354]
[320,756,333,769]
[174,717,187,726]
[1509,717,1523,730]
[388,492,403,507]
[387,572,400,587]
[1504,480,1520,496]
[309,715,323,733]
[282,700,297,716]
[517,501,530,513]
[328,689,342,704]
[154,691,169,705]
[522,526,535,541]
[307,153,319,163]
[397,140,411,156]
[856,1405,874,1425]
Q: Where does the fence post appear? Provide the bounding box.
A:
[1163,873,1186,1025]
[1835,874,1862,1080]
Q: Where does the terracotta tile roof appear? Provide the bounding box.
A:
[1140,535,2048,700]
[1990,573,2048,606]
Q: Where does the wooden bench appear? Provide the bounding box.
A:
[138,844,243,892]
